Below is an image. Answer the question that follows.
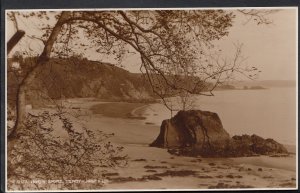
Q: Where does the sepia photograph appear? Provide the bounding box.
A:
[5,7,297,191]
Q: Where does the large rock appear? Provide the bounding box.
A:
[229,134,288,157]
[150,110,231,154]
[150,110,288,157]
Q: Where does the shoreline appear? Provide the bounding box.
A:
[90,101,149,119]
[89,100,296,157]
[48,98,297,189]
[88,100,296,152]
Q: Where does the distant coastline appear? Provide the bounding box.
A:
[216,84,267,91]
[216,80,296,91]
[229,80,296,88]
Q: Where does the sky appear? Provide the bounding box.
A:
[217,9,297,81]
[7,8,297,81]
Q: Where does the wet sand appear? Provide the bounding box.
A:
[42,98,298,190]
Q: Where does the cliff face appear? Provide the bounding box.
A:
[8,58,156,107]
[42,59,155,101]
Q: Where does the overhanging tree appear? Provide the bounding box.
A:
[8,10,262,139]
[6,9,276,190]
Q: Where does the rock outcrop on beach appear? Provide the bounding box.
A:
[150,110,288,157]
[150,110,231,151]
[229,134,288,156]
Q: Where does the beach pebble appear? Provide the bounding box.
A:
[133,158,147,162]
[102,172,119,177]
[226,174,234,179]
[145,169,157,173]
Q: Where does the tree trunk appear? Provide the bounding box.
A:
[7,30,25,54]
[8,11,71,140]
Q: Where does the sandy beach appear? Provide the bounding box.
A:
[6,7,298,192]
[45,98,297,190]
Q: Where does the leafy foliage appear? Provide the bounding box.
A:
[8,110,127,190]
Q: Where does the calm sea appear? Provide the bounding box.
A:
[144,87,297,145]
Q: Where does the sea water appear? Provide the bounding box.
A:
[144,87,296,145]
